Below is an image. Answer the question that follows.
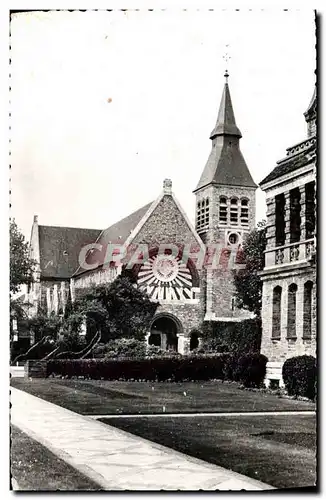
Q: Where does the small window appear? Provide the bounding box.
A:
[231,296,236,311]
[240,200,249,226]
[230,206,239,224]
[228,233,239,245]
[220,197,227,205]
[196,197,210,231]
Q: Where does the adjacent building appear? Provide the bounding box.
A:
[259,87,317,386]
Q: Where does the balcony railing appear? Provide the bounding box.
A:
[264,238,315,268]
[285,136,316,158]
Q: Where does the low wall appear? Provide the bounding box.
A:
[24,360,48,378]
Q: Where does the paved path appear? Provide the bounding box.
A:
[89,410,315,419]
[11,387,273,491]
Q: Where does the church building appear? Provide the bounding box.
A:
[26,73,257,354]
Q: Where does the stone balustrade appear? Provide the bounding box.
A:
[265,238,315,268]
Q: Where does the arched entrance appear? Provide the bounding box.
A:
[149,314,182,351]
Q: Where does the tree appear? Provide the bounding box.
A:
[75,276,159,342]
[233,221,267,317]
[10,219,35,295]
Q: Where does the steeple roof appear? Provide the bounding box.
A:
[210,73,242,139]
[195,74,257,192]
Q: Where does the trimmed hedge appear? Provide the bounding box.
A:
[282,355,316,400]
[47,353,267,386]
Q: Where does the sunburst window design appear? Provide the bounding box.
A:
[137,254,193,301]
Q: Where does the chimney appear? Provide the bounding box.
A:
[33,215,38,224]
[163,178,172,195]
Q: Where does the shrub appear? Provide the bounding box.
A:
[236,353,268,388]
[146,345,181,358]
[47,355,227,381]
[47,353,266,386]
[282,355,316,400]
[91,343,109,359]
[104,338,147,359]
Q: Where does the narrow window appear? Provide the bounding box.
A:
[230,198,239,225]
[219,197,227,224]
[240,199,249,226]
[305,182,315,239]
[287,283,298,338]
[303,281,313,339]
[272,286,282,339]
[190,332,199,351]
[196,198,210,231]
[231,296,236,311]
[275,194,285,246]
[290,188,301,243]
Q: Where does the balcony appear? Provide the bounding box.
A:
[264,238,315,269]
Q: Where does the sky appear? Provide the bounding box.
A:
[10,9,316,240]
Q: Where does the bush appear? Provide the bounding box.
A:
[104,338,147,359]
[236,353,268,388]
[91,343,109,359]
[47,353,266,387]
[146,345,181,358]
[282,355,316,400]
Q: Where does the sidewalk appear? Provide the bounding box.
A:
[10,387,274,491]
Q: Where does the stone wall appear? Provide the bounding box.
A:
[24,360,47,378]
[261,265,316,367]
[72,266,119,291]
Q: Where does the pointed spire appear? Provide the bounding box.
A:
[194,73,257,192]
[210,73,242,139]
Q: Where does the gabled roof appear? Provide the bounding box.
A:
[73,202,153,276]
[97,202,153,247]
[38,225,101,279]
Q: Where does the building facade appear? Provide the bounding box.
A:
[26,74,257,353]
[259,88,317,386]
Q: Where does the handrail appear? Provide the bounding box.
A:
[264,238,314,253]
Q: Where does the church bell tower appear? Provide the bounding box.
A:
[194,71,257,321]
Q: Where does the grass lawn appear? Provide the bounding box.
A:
[99,414,316,490]
[11,378,316,490]
[11,378,315,415]
[10,425,101,491]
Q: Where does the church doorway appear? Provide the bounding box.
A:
[149,315,180,351]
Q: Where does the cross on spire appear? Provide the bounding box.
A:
[223,45,231,81]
